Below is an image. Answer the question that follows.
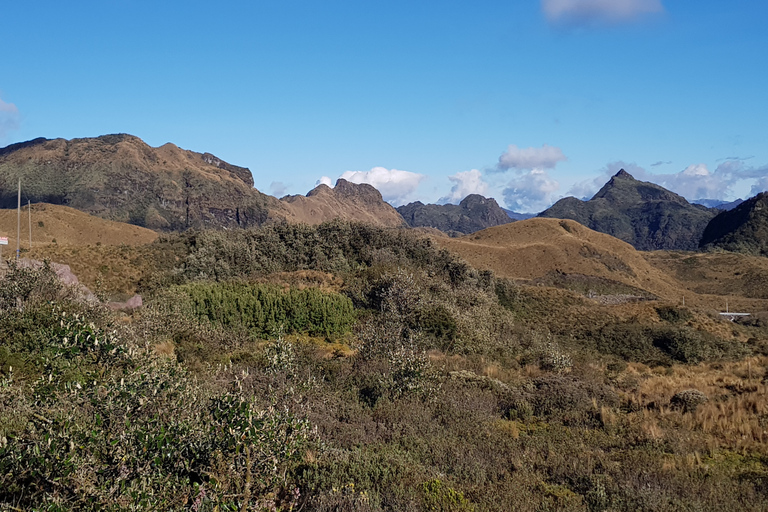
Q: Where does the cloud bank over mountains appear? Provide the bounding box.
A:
[313,142,766,214]
[438,169,489,205]
[568,160,768,203]
[493,144,566,213]
[316,167,425,205]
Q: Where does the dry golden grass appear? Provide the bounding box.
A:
[153,340,176,358]
[621,357,768,452]
[438,218,680,297]
[0,203,157,249]
[644,250,768,300]
[437,218,768,315]
[25,243,158,297]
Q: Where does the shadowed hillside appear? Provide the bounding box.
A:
[700,192,768,256]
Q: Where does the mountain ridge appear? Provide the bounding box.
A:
[0,134,282,230]
[397,194,514,235]
[538,169,718,251]
[700,192,768,256]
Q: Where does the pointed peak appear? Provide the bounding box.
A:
[614,169,634,179]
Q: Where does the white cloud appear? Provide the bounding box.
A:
[542,0,664,26]
[269,181,288,197]
[751,177,768,197]
[496,144,566,171]
[316,176,334,187]
[662,164,728,200]
[567,160,746,202]
[438,169,489,204]
[0,97,20,139]
[339,166,425,205]
[503,169,560,213]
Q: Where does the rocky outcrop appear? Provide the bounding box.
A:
[397,194,513,235]
[279,179,405,227]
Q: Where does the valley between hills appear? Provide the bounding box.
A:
[2,135,768,511]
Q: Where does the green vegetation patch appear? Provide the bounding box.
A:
[180,281,356,338]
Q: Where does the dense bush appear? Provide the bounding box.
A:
[587,322,748,365]
[181,281,356,338]
[175,221,462,283]
[0,290,314,510]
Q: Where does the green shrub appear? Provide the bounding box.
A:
[181,282,356,338]
[422,479,475,511]
[655,305,693,323]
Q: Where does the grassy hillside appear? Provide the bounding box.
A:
[3,221,768,510]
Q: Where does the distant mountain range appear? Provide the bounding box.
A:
[397,194,514,235]
[692,198,744,210]
[538,169,719,251]
[1,135,765,255]
[0,134,531,235]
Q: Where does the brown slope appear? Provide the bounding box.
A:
[0,134,286,230]
[643,251,768,300]
[439,218,768,312]
[438,218,680,298]
[279,179,405,227]
[0,203,157,248]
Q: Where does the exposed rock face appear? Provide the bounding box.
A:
[397,194,513,235]
[279,179,405,227]
[538,170,718,251]
[700,192,768,257]
[0,134,281,230]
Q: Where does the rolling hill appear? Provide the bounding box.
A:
[438,218,679,296]
[0,203,157,248]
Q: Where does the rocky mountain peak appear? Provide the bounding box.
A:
[539,172,719,250]
[397,194,513,235]
[332,178,383,201]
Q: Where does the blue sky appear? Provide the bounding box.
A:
[1,0,767,212]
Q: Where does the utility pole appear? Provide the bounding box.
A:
[16,178,20,260]
[28,200,31,250]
